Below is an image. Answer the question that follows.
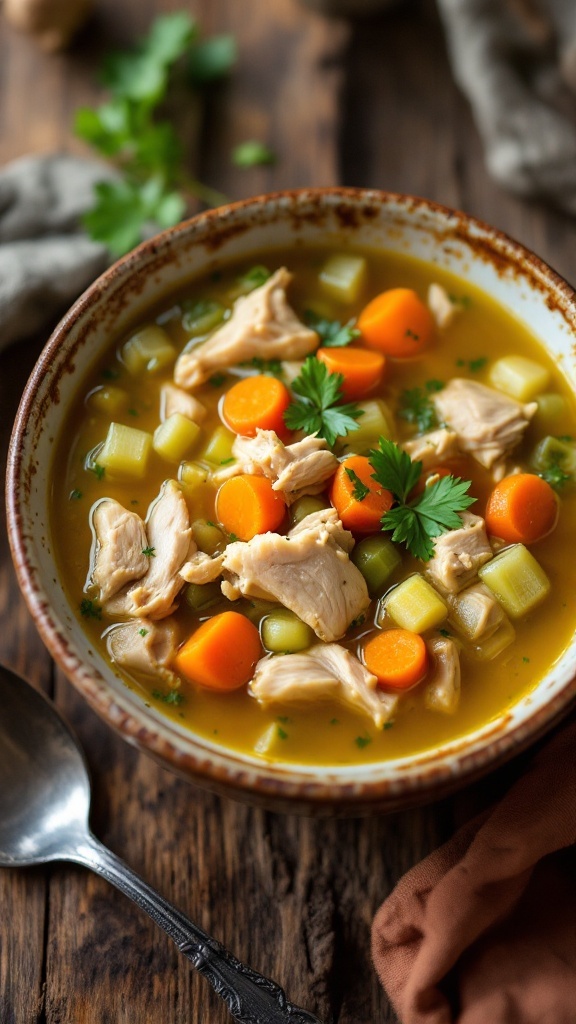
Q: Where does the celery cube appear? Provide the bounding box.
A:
[179,461,209,488]
[478,544,550,618]
[261,610,314,653]
[535,393,566,429]
[319,254,367,303]
[201,425,236,465]
[384,574,448,633]
[98,422,152,479]
[351,535,402,595]
[153,413,201,463]
[470,618,515,661]
[191,519,226,555]
[339,399,395,453]
[87,385,128,416]
[122,325,177,375]
[489,356,550,402]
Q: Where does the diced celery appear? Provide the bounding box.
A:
[383,574,448,633]
[489,356,550,402]
[87,385,128,416]
[191,519,226,555]
[535,393,566,429]
[531,435,576,488]
[229,265,271,299]
[447,582,505,642]
[261,610,314,653]
[98,422,152,479]
[121,325,177,375]
[470,618,515,661]
[319,253,366,303]
[351,535,402,596]
[181,299,226,337]
[153,413,201,463]
[339,398,395,453]
[179,461,209,488]
[478,544,550,618]
[289,495,331,526]
[201,425,236,465]
[243,598,280,624]
[254,721,289,757]
[184,581,222,612]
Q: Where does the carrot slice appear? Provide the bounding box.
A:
[174,611,262,691]
[222,374,291,438]
[363,628,428,690]
[485,472,558,544]
[316,346,385,400]
[358,288,433,357]
[329,454,394,532]
[216,474,286,540]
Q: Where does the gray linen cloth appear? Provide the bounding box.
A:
[0,154,115,350]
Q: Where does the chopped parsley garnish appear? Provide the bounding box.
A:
[369,438,475,561]
[522,656,530,663]
[220,457,235,465]
[102,367,119,380]
[305,311,360,348]
[329,718,340,726]
[228,532,238,543]
[283,356,363,448]
[152,689,184,705]
[277,726,289,740]
[208,372,227,387]
[448,293,472,308]
[139,628,149,637]
[349,614,366,630]
[239,356,284,377]
[344,467,369,502]
[383,721,394,730]
[398,380,444,433]
[80,599,102,620]
[128,408,139,416]
[438,628,452,638]
[456,357,487,373]
[405,328,419,341]
[277,715,291,724]
[355,735,372,749]
[142,546,156,557]
[69,489,83,501]
[90,463,106,480]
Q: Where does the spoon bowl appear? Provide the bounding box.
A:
[0,663,323,1024]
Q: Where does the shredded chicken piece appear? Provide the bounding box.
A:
[427,283,459,329]
[402,427,460,471]
[90,499,149,603]
[213,429,338,503]
[424,634,461,714]
[426,512,493,594]
[221,508,368,642]
[249,644,398,729]
[160,383,207,423]
[174,268,318,390]
[447,581,506,642]
[180,550,225,584]
[106,618,179,685]
[433,378,536,474]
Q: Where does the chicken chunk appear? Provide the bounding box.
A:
[216,429,339,504]
[174,268,318,390]
[160,383,207,423]
[106,480,193,620]
[427,283,459,329]
[106,618,179,685]
[426,512,493,594]
[447,580,506,642]
[402,427,460,472]
[180,550,225,584]
[90,499,149,603]
[249,644,398,729]
[433,378,536,474]
[424,634,461,714]
[221,509,369,642]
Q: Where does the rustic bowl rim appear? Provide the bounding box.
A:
[7,186,576,813]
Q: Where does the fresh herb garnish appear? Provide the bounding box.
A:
[128,408,139,417]
[540,463,571,490]
[139,628,149,637]
[69,489,83,501]
[398,380,444,433]
[369,438,475,561]
[283,356,363,448]
[438,628,452,638]
[355,735,372,749]
[102,367,119,381]
[142,546,156,557]
[228,532,238,543]
[152,689,184,705]
[277,726,289,740]
[235,265,271,293]
[349,614,366,629]
[305,311,360,348]
[456,357,487,373]
[239,356,284,378]
[344,467,369,502]
[220,457,235,465]
[90,463,105,480]
[80,599,102,620]
[232,141,276,167]
[448,294,472,308]
[329,718,340,726]
[208,372,227,387]
[383,721,394,730]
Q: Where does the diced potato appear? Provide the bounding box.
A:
[184,581,222,612]
[489,356,550,402]
[289,495,331,527]
[87,385,128,416]
[478,544,550,618]
[339,398,395,453]
[182,299,226,337]
[201,425,236,465]
[383,574,448,633]
[531,435,576,485]
[261,610,314,653]
[191,519,226,555]
[121,325,177,375]
[470,618,515,661]
[351,535,402,596]
[319,253,367,304]
[153,413,201,463]
[98,422,152,479]
[254,721,289,757]
[535,393,566,428]
[179,461,209,489]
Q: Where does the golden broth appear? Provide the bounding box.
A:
[50,247,576,765]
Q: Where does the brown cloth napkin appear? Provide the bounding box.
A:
[372,719,576,1024]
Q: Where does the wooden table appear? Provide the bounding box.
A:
[1,2,574,1021]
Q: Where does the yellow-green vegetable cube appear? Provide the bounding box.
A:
[201,425,236,465]
[531,435,576,484]
[87,385,128,416]
[121,325,177,375]
[191,519,226,555]
[383,574,448,633]
[489,356,550,402]
[153,413,201,463]
[339,398,394,453]
[352,535,402,595]
[535,393,566,428]
[98,422,152,479]
[319,253,367,303]
[182,299,226,337]
[261,610,314,653]
[184,581,221,612]
[179,461,209,488]
[478,544,550,618]
[290,495,331,527]
[470,618,515,661]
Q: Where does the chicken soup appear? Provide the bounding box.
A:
[50,249,576,765]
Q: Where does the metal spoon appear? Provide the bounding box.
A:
[0,663,323,1024]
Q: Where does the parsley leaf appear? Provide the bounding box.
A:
[284,357,363,448]
[142,546,156,557]
[540,463,571,490]
[80,599,102,620]
[305,311,360,348]
[239,356,284,378]
[152,688,184,705]
[345,467,369,501]
[398,380,444,433]
[369,438,475,561]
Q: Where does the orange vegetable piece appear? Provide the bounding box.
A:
[358,287,433,357]
[222,374,291,438]
[316,346,385,400]
[329,454,394,533]
[216,474,286,541]
[363,628,428,690]
[485,472,558,544]
[174,611,262,691]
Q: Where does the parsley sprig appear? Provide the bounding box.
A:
[398,380,444,433]
[283,356,363,448]
[369,438,475,561]
[305,311,360,348]
[345,467,369,501]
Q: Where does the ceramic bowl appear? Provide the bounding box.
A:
[7,188,576,815]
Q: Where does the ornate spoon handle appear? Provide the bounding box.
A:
[70,832,324,1024]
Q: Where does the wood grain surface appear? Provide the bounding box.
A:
[0,1,574,1022]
